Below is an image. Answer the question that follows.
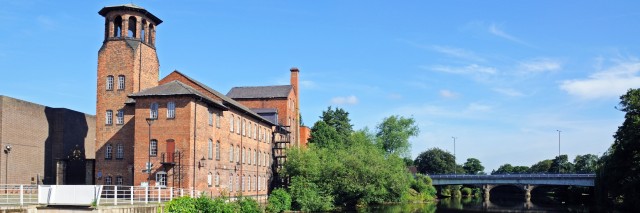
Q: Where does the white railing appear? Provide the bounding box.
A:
[0,185,38,205]
[96,185,200,206]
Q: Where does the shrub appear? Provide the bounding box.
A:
[164,196,197,213]
[460,187,472,196]
[289,176,334,211]
[238,197,262,213]
[266,188,292,213]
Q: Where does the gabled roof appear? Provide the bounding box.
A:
[98,4,163,24]
[163,71,276,126]
[128,80,227,110]
[227,85,292,99]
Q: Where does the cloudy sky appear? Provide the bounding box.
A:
[1,0,638,173]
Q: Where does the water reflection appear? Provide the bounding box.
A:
[362,197,593,212]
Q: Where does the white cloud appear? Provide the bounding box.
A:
[493,88,524,97]
[439,89,458,98]
[431,45,485,62]
[426,64,497,75]
[519,58,562,73]
[330,95,358,105]
[488,23,533,47]
[560,58,640,99]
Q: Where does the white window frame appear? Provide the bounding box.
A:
[229,173,234,191]
[106,76,114,90]
[229,145,234,163]
[215,141,220,160]
[208,139,213,160]
[230,115,234,132]
[106,110,113,125]
[167,102,175,118]
[215,173,220,187]
[118,75,125,90]
[208,110,213,126]
[150,139,157,156]
[156,172,167,187]
[116,109,124,125]
[116,176,123,185]
[150,103,158,119]
[105,176,112,185]
[116,143,124,159]
[207,172,212,187]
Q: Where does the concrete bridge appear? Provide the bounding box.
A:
[428,174,595,201]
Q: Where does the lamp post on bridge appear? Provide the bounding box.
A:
[146,117,157,186]
[556,130,561,174]
[452,137,457,175]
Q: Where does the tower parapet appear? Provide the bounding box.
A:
[99,4,162,46]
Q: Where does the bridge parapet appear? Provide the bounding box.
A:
[428,174,595,187]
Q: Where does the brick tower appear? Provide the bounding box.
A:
[95,4,162,185]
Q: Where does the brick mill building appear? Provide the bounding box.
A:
[95,4,302,199]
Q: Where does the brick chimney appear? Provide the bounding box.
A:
[290,67,299,98]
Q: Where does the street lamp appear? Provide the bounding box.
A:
[4,144,11,186]
[452,137,456,175]
[146,118,156,186]
[556,130,561,174]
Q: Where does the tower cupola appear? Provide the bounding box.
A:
[99,4,163,46]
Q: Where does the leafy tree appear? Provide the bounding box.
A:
[462,158,485,174]
[530,159,553,173]
[492,164,513,174]
[573,154,598,173]
[321,106,353,138]
[550,154,574,173]
[375,115,419,157]
[512,166,530,174]
[414,148,456,174]
[308,121,340,147]
[267,188,292,213]
[597,88,640,210]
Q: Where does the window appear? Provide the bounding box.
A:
[241,175,245,191]
[254,150,258,165]
[248,149,252,164]
[167,102,175,118]
[116,143,124,159]
[229,173,234,191]
[236,117,240,134]
[230,115,234,132]
[258,152,261,166]
[150,102,158,119]
[150,139,157,156]
[208,110,213,126]
[215,141,220,160]
[105,176,112,185]
[106,75,114,90]
[215,173,220,187]
[116,176,123,185]
[105,144,112,159]
[254,124,258,139]
[242,148,246,164]
[216,113,221,128]
[258,176,261,191]
[248,122,252,138]
[237,175,240,192]
[249,176,252,191]
[208,139,213,160]
[118,75,125,90]
[236,146,240,163]
[156,172,167,187]
[106,110,113,125]
[264,152,267,167]
[229,145,234,163]
[207,172,212,187]
[116,109,124,125]
[242,119,246,136]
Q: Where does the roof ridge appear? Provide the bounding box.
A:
[231,85,291,89]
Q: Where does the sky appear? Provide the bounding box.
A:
[1,0,639,173]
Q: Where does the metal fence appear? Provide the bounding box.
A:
[0,185,38,205]
[96,185,200,206]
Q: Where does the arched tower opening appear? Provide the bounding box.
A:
[127,16,137,38]
[113,16,122,38]
[141,19,147,42]
[149,24,155,46]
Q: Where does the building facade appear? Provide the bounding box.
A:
[94,4,302,199]
[0,95,95,185]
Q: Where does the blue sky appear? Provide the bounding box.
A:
[1,0,638,173]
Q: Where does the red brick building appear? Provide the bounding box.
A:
[94,4,302,199]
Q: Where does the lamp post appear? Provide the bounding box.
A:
[556,130,561,174]
[4,144,11,186]
[452,137,456,175]
[146,118,156,186]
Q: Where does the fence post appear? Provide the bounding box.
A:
[19,185,24,205]
[130,186,134,205]
[170,187,173,200]
[157,187,161,203]
[180,189,184,197]
[114,186,118,206]
[145,186,149,204]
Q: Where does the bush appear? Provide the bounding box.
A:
[289,176,334,211]
[267,188,292,213]
[238,197,262,213]
[164,196,197,213]
[460,187,472,196]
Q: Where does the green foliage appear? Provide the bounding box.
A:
[550,154,574,173]
[308,121,341,148]
[414,148,456,174]
[266,188,292,213]
[573,154,598,173]
[410,174,437,202]
[238,197,261,213]
[164,196,197,213]
[462,158,484,174]
[530,159,553,173]
[375,115,419,157]
[491,164,529,174]
[460,187,472,197]
[289,176,334,211]
[320,106,353,139]
[597,88,640,210]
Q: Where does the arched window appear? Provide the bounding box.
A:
[106,75,114,90]
[229,145,234,163]
[116,143,124,159]
[150,102,158,119]
[149,24,155,45]
[216,112,221,128]
[230,115,234,132]
[236,117,240,134]
[248,122,252,138]
[236,175,240,192]
[141,19,147,42]
[150,139,157,156]
[216,141,220,160]
[229,173,234,191]
[215,173,220,187]
[254,150,258,165]
[113,16,122,37]
[105,144,112,159]
[242,175,245,191]
[242,148,246,164]
[248,148,251,164]
[167,102,175,118]
[254,124,258,139]
[127,16,137,38]
[207,172,212,187]
[118,75,125,90]
[208,139,213,160]
[236,145,240,163]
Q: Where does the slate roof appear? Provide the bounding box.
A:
[227,85,292,99]
[166,71,276,126]
[128,80,227,110]
[251,108,278,114]
[98,4,163,24]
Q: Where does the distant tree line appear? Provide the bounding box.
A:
[491,154,599,175]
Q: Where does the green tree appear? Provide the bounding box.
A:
[308,121,340,147]
[491,164,513,174]
[414,148,456,174]
[462,158,484,174]
[550,154,574,173]
[597,88,640,210]
[512,166,530,174]
[530,159,553,173]
[573,154,598,173]
[321,106,353,138]
[375,115,419,157]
